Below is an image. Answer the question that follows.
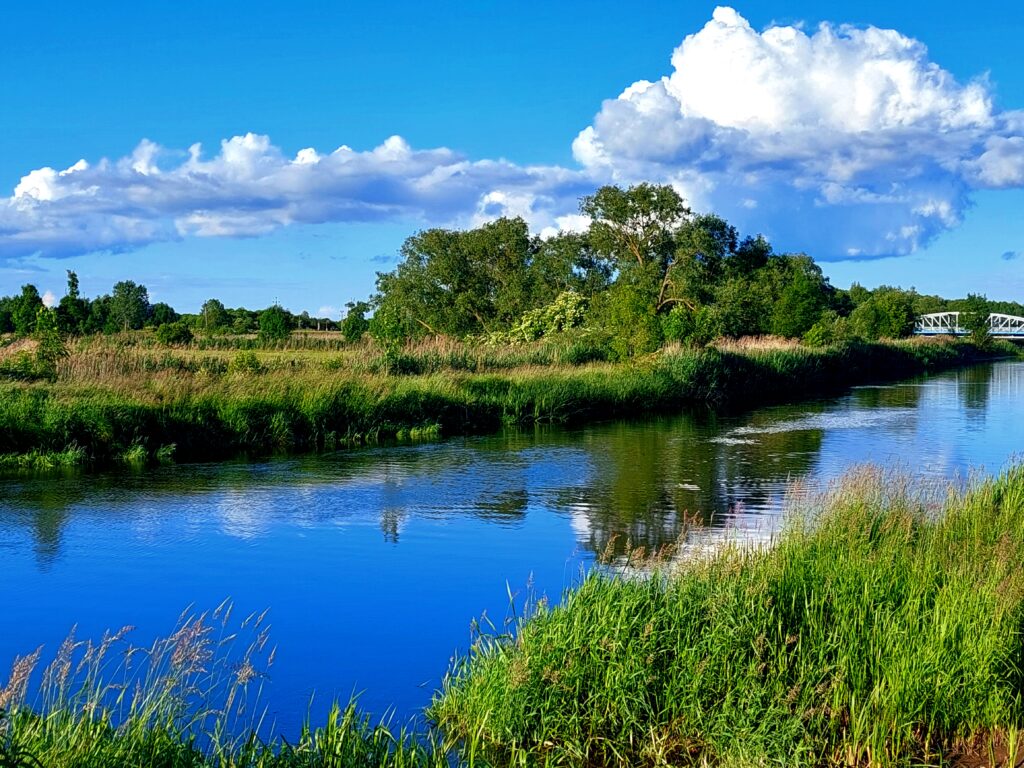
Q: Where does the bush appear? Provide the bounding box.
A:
[155,321,194,346]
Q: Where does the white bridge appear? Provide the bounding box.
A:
[915,312,1024,337]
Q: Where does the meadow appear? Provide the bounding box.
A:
[0,331,1014,470]
[4,466,1024,766]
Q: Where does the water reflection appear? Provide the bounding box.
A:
[2,361,1019,563]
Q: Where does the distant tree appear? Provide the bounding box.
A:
[582,183,689,274]
[57,270,88,335]
[155,321,194,346]
[373,217,537,338]
[961,293,991,348]
[13,284,44,336]
[201,298,229,332]
[728,234,772,276]
[848,288,917,340]
[258,304,291,342]
[33,306,67,377]
[0,296,13,333]
[109,281,150,332]
[84,295,112,335]
[341,301,371,342]
[149,302,179,327]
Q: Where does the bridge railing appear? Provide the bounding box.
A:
[914,312,1024,337]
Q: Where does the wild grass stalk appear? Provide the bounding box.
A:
[432,466,1024,767]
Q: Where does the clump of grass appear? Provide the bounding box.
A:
[0,445,86,471]
[0,604,449,768]
[432,466,1024,767]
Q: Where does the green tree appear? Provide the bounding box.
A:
[56,270,88,335]
[582,183,688,274]
[0,296,13,333]
[961,293,991,348]
[84,295,111,334]
[109,281,150,332]
[201,298,229,332]
[12,284,44,336]
[373,217,536,339]
[149,302,179,327]
[258,304,291,342]
[341,301,371,342]
[768,256,831,338]
[33,306,67,377]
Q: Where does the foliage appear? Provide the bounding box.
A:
[11,285,44,336]
[258,305,291,342]
[200,298,230,332]
[154,321,194,346]
[341,301,371,342]
[109,281,150,332]
[848,287,917,340]
[961,293,992,348]
[507,291,588,342]
[32,307,67,378]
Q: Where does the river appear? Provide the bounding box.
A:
[1,360,1021,734]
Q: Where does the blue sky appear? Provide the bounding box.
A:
[1,1,1023,315]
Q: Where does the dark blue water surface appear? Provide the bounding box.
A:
[1,360,1022,735]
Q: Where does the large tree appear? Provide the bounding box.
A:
[109,281,150,332]
[12,284,44,336]
[373,217,541,339]
[57,270,88,335]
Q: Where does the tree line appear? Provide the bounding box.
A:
[367,184,1016,355]
[2,183,1017,355]
[0,276,342,345]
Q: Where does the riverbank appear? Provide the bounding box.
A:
[4,466,1024,767]
[432,464,1024,767]
[0,336,1015,470]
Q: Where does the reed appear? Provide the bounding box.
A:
[432,466,1024,766]
[0,335,1015,470]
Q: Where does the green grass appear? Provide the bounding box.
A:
[0,337,1013,470]
[432,466,1024,767]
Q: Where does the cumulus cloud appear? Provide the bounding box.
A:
[2,7,1023,263]
[0,133,590,260]
[574,6,1024,258]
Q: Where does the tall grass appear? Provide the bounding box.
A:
[0,603,447,768]
[0,337,1013,469]
[432,466,1024,766]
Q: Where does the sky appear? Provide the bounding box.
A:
[2,1,1023,316]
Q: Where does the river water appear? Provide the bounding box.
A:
[1,360,1022,734]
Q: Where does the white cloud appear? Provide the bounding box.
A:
[41,289,56,307]
[0,134,590,260]
[1,7,1023,263]
[573,6,1024,258]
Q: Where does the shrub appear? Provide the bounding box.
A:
[155,321,194,346]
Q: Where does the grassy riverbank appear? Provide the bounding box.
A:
[433,465,1024,766]
[0,334,1014,469]
[4,467,1024,766]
